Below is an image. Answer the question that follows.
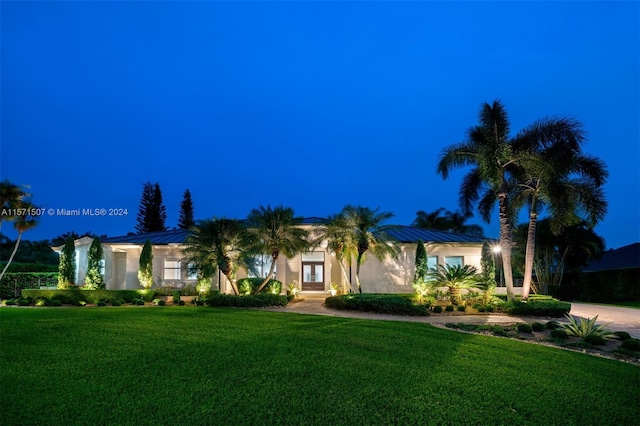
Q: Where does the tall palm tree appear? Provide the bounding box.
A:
[312,213,358,293]
[182,218,251,295]
[0,202,39,281]
[340,205,399,293]
[511,118,607,299]
[413,208,484,236]
[437,100,519,300]
[245,205,310,294]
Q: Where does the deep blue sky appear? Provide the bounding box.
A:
[2,1,638,249]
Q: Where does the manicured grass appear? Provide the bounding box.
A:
[1,307,639,425]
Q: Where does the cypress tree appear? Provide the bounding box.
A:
[85,237,104,289]
[58,237,76,288]
[135,182,167,233]
[413,239,428,284]
[138,239,154,289]
[178,189,195,230]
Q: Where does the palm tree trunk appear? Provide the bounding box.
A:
[498,192,515,301]
[338,259,353,293]
[0,231,22,282]
[521,211,538,300]
[255,255,277,294]
[221,266,239,295]
[355,253,363,293]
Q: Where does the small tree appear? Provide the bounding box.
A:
[58,237,76,288]
[413,240,428,284]
[138,239,154,289]
[136,182,167,233]
[85,237,104,289]
[429,264,479,305]
[478,241,497,305]
[178,189,195,230]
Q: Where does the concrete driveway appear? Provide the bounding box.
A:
[569,302,640,338]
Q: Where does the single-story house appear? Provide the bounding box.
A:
[54,218,497,294]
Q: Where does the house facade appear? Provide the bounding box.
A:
[56,219,491,294]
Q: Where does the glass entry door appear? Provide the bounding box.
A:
[302,262,324,291]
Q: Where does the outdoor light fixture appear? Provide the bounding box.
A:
[492,246,501,253]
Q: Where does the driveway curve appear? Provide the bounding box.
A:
[569,302,640,338]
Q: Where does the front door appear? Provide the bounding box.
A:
[302,262,324,291]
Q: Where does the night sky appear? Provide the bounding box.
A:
[2,1,638,250]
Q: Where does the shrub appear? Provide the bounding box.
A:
[158,300,166,306]
[505,300,571,317]
[445,305,454,312]
[517,324,533,333]
[111,300,122,307]
[324,294,429,316]
[584,334,607,346]
[546,320,561,330]
[5,299,18,306]
[35,298,48,307]
[484,305,494,313]
[131,298,145,306]
[457,305,466,312]
[177,300,185,306]
[236,278,284,295]
[621,339,640,352]
[96,301,107,307]
[18,299,30,306]
[477,306,486,312]
[432,306,443,313]
[0,272,58,299]
[561,314,615,339]
[205,293,288,308]
[612,331,631,341]
[531,322,546,332]
[50,299,62,307]
[550,329,568,340]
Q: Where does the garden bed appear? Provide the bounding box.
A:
[439,322,640,365]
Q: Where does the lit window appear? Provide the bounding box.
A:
[164,260,181,280]
[99,259,105,275]
[187,263,198,281]
[427,256,438,271]
[248,255,276,278]
[445,256,463,268]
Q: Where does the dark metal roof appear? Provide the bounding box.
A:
[583,243,640,272]
[103,229,190,245]
[385,226,488,244]
[102,219,490,246]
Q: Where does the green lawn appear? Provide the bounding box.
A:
[1,307,638,425]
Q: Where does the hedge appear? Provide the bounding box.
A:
[0,262,58,273]
[503,300,571,317]
[550,269,640,303]
[0,273,58,299]
[20,289,158,304]
[204,293,288,308]
[324,294,429,316]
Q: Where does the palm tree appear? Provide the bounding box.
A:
[245,205,310,294]
[437,100,519,300]
[510,117,607,299]
[0,180,30,231]
[0,203,39,281]
[340,205,400,293]
[412,208,484,236]
[428,264,479,305]
[182,218,251,295]
[312,213,358,293]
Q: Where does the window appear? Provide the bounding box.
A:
[445,256,463,268]
[164,260,181,280]
[187,263,198,281]
[427,256,438,271]
[99,259,105,275]
[248,254,276,278]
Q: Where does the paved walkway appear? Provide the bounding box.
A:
[263,297,640,338]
